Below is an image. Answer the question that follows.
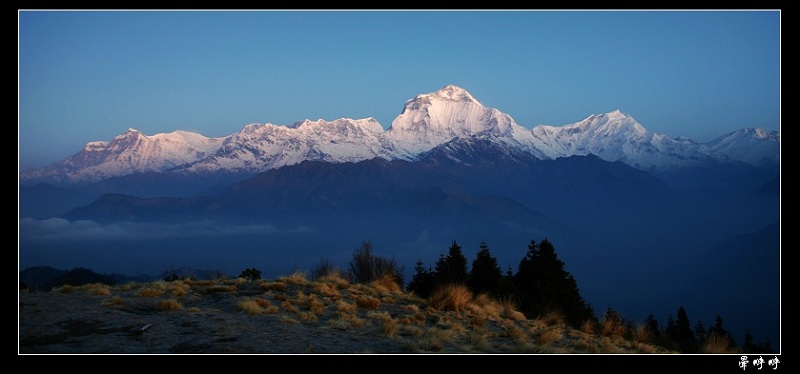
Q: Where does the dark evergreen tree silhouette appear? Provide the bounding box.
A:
[644,313,661,342]
[694,320,707,344]
[407,259,435,298]
[513,238,593,327]
[672,306,698,353]
[434,240,469,286]
[467,241,503,297]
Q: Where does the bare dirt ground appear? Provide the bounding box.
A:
[18,277,672,355]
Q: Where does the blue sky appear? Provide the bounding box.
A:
[18,10,780,169]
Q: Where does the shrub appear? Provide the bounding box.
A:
[348,241,404,285]
[238,268,262,281]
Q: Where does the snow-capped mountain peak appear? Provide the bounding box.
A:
[386,85,533,154]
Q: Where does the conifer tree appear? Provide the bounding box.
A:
[467,241,503,297]
[513,238,592,327]
[434,240,469,286]
[407,259,435,298]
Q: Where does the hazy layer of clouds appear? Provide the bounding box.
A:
[19,218,312,241]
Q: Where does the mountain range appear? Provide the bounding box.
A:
[19,84,779,187]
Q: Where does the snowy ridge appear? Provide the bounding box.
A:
[529,110,729,170]
[19,85,779,185]
[20,129,226,184]
[705,128,780,167]
[180,117,409,174]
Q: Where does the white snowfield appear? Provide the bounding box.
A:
[19,85,780,184]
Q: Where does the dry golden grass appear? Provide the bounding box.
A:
[100,295,124,306]
[581,318,598,334]
[469,315,487,328]
[367,311,398,337]
[157,298,183,311]
[278,272,309,286]
[537,326,564,345]
[273,293,288,301]
[53,284,75,293]
[701,333,740,353]
[336,300,357,313]
[187,306,202,313]
[237,299,264,315]
[428,284,472,312]
[298,311,318,324]
[355,296,381,310]
[416,327,456,352]
[331,312,366,329]
[316,273,350,289]
[312,282,341,298]
[80,283,112,295]
[136,282,166,297]
[168,281,191,297]
[120,282,140,291]
[601,318,626,338]
[281,300,299,313]
[260,281,286,292]
[280,316,299,324]
[186,279,215,286]
[254,298,271,308]
[370,274,402,294]
[206,285,237,294]
[466,328,490,350]
[632,324,651,342]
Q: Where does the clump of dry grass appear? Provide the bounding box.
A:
[278,272,308,286]
[53,284,75,293]
[537,326,564,345]
[100,295,124,306]
[80,283,112,295]
[136,282,167,297]
[120,282,140,291]
[701,332,740,353]
[186,279,215,286]
[157,298,183,311]
[168,281,191,297]
[280,316,299,324]
[312,282,341,298]
[581,318,598,334]
[260,281,286,292]
[307,295,325,315]
[298,311,318,324]
[328,312,366,330]
[367,311,398,337]
[428,284,472,312]
[206,285,237,294]
[281,300,299,313]
[466,328,490,350]
[414,327,456,352]
[336,299,357,313]
[316,273,350,289]
[237,299,264,315]
[601,317,626,338]
[370,274,402,294]
[355,296,381,310]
